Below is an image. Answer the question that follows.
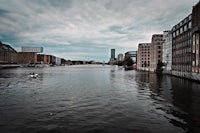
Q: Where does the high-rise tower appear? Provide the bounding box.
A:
[110,49,116,65]
[111,49,115,59]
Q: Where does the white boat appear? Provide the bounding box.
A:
[28,73,39,78]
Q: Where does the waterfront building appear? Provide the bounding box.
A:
[65,60,73,65]
[191,1,200,81]
[0,41,17,64]
[50,55,56,65]
[163,31,172,73]
[192,2,200,73]
[171,14,192,77]
[125,51,137,65]
[137,43,151,71]
[17,52,37,65]
[150,34,164,72]
[17,46,43,65]
[61,58,65,65]
[110,49,117,65]
[37,54,50,64]
[117,53,124,61]
[46,55,51,64]
[55,57,61,65]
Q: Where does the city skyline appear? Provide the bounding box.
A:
[0,0,198,61]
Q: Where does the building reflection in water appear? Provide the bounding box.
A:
[135,71,200,133]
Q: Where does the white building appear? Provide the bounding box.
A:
[118,53,124,61]
[55,57,61,65]
[163,31,172,73]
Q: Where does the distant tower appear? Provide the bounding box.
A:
[111,49,115,59]
[110,49,116,65]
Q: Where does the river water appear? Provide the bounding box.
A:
[0,65,200,133]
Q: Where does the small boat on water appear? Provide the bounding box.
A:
[28,73,39,78]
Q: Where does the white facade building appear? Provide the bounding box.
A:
[118,54,124,61]
[55,57,61,65]
[163,31,172,73]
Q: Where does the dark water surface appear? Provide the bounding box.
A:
[0,65,200,133]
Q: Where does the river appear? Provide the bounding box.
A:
[0,65,200,133]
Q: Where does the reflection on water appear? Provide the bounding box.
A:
[0,65,200,133]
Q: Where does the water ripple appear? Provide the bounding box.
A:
[0,66,200,133]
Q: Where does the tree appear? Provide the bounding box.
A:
[117,61,123,66]
[124,57,133,66]
[156,62,164,74]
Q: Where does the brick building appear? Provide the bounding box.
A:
[150,34,164,72]
[37,54,50,64]
[0,41,17,64]
[17,52,37,65]
[137,43,151,71]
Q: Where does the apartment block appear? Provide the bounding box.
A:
[192,2,200,73]
[150,34,164,72]
[171,14,192,77]
[137,43,151,71]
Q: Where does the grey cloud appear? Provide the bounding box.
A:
[27,0,72,9]
[108,25,128,34]
[0,0,199,61]
[0,9,9,17]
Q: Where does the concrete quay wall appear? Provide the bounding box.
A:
[137,68,200,82]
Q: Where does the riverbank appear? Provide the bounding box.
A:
[140,68,200,83]
[0,64,20,69]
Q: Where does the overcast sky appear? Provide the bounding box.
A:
[0,0,199,61]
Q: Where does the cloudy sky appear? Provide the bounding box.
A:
[0,0,199,61]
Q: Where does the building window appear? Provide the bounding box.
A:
[176,30,179,36]
[180,27,183,34]
[189,22,192,29]
[184,25,187,31]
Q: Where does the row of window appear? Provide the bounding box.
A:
[140,48,150,51]
[173,32,192,41]
[141,64,150,67]
[172,39,192,49]
[141,58,150,60]
[141,52,150,54]
[172,22,192,37]
[172,56,192,63]
[172,65,191,72]
[172,48,192,55]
